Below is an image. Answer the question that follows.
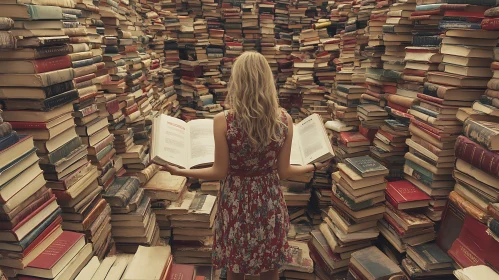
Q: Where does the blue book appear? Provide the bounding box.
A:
[415,4,442,10]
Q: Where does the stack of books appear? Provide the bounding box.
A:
[143,171,187,243]
[378,180,436,257]
[166,192,217,265]
[103,177,160,253]
[16,231,93,280]
[336,131,371,162]
[347,246,404,279]
[259,2,277,74]
[281,180,313,241]
[401,242,454,279]
[0,111,60,278]
[323,156,388,267]
[307,230,349,278]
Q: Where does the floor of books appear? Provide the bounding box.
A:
[1,0,499,278]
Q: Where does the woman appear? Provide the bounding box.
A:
[162,51,328,280]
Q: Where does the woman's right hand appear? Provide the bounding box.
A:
[314,160,331,170]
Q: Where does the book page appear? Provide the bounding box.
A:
[153,115,189,168]
[296,114,331,164]
[188,119,215,168]
[290,130,304,165]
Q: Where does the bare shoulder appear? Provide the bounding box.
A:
[213,112,227,131]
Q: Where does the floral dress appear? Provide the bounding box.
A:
[212,110,292,275]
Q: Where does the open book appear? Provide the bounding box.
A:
[151,113,334,169]
[151,115,214,169]
[290,114,335,165]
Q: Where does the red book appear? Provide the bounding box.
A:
[486,234,499,271]
[448,215,488,268]
[359,125,378,142]
[385,180,431,210]
[455,135,499,178]
[339,132,370,147]
[387,101,409,113]
[166,264,195,280]
[24,231,85,278]
[29,55,71,74]
[482,18,499,30]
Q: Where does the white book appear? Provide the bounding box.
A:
[151,115,214,169]
[121,246,172,280]
[91,255,116,280]
[290,114,335,165]
[76,256,100,280]
[104,254,133,280]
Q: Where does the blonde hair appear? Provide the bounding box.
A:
[227,51,285,147]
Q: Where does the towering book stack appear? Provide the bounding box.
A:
[378,180,436,259]
[142,171,187,244]
[242,3,260,52]
[401,242,454,279]
[103,176,160,253]
[347,246,404,279]
[0,106,59,278]
[167,192,217,265]
[322,156,388,267]
[259,2,277,74]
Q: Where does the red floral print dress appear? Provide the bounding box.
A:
[212,110,292,275]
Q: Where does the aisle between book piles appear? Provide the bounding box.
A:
[1,0,499,279]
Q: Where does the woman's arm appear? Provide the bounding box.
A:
[277,113,329,180]
[162,112,230,180]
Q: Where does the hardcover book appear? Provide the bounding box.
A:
[344,155,389,178]
[385,180,431,210]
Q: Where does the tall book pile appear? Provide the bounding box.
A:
[430,7,499,272]
[103,176,160,253]
[0,105,61,278]
[281,178,313,242]
[322,156,388,271]
[166,192,217,265]
[143,170,188,244]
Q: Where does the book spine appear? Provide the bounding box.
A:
[76,79,93,89]
[94,144,113,162]
[42,89,78,110]
[71,57,94,68]
[449,191,488,223]
[18,211,62,251]
[411,118,444,137]
[44,136,82,164]
[481,18,499,30]
[75,104,97,117]
[33,45,70,59]
[0,192,54,230]
[0,122,12,138]
[106,99,119,115]
[404,164,435,186]
[307,242,336,276]
[32,55,71,74]
[82,199,106,230]
[93,134,113,155]
[73,64,97,78]
[439,20,482,30]
[0,17,14,30]
[96,148,115,167]
[487,204,499,221]
[405,159,436,179]
[0,31,15,49]
[463,120,496,151]
[73,73,95,84]
[113,178,139,207]
[27,5,63,20]
[417,93,444,104]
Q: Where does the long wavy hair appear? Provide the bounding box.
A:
[226,51,285,147]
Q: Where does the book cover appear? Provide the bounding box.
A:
[344,155,388,177]
[27,231,84,270]
[385,180,431,209]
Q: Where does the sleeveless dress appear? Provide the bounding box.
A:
[212,110,292,275]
